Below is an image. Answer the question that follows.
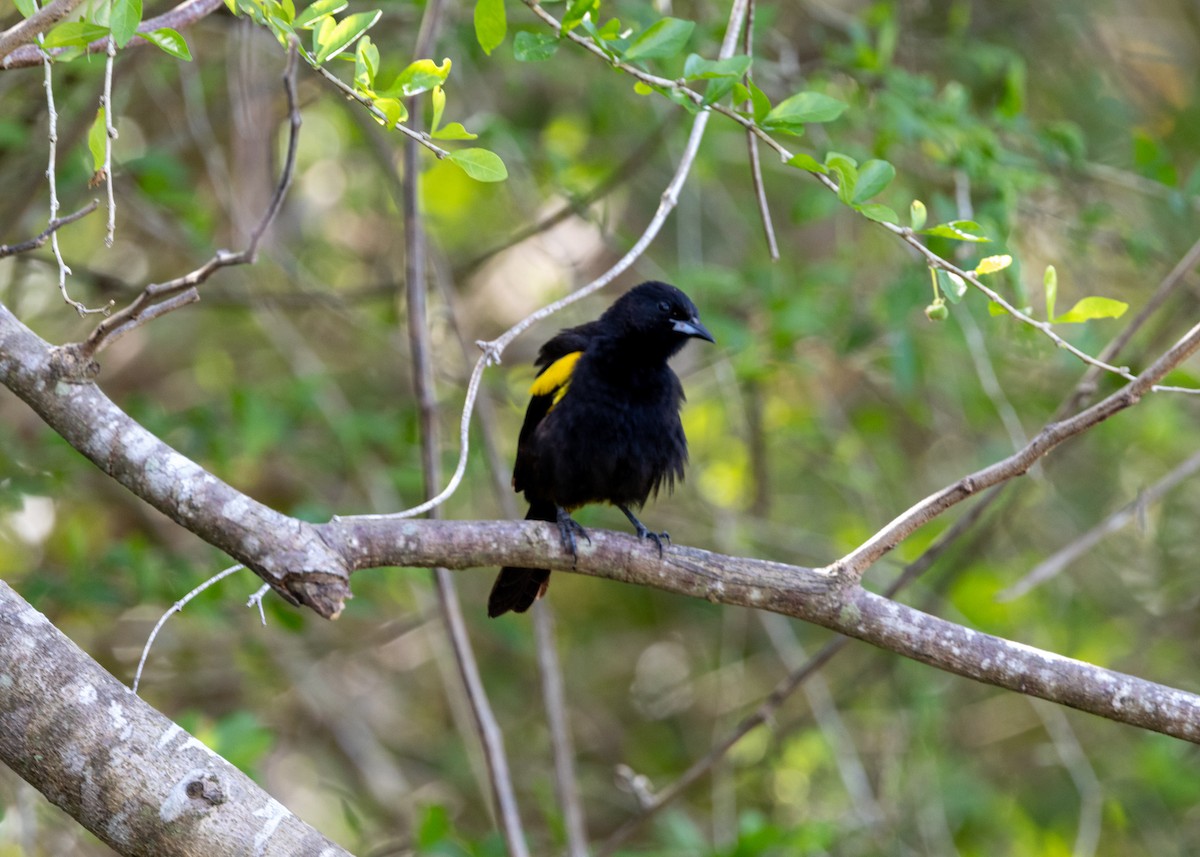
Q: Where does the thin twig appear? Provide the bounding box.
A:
[832,318,1200,580]
[741,0,778,260]
[401,3,529,851]
[345,25,733,525]
[1001,449,1200,601]
[594,485,1006,856]
[309,62,452,160]
[102,32,117,246]
[0,200,99,258]
[70,40,302,360]
[132,564,245,693]
[519,0,1154,383]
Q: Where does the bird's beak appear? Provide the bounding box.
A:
[673,316,716,343]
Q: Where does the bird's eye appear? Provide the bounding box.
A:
[658,301,671,314]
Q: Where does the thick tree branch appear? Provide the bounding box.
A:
[322,516,1200,743]
[0,581,351,856]
[0,303,351,616]
[1,0,225,69]
[6,294,1200,741]
[0,0,88,65]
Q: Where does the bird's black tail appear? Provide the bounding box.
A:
[488,500,555,618]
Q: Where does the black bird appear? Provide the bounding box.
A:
[488,281,715,618]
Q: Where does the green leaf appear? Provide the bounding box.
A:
[474,0,506,55]
[1053,296,1128,324]
[314,10,381,62]
[936,269,968,304]
[762,91,847,134]
[294,0,346,28]
[513,30,558,61]
[747,80,771,124]
[682,53,751,80]
[372,97,406,128]
[824,152,858,204]
[561,0,597,32]
[137,27,191,60]
[110,0,142,48]
[910,199,927,231]
[448,148,508,182]
[354,35,378,90]
[430,122,477,140]
[920,220,990,242]
[786,152,827,174]
[622,17,694,61]
[854,203,898,224]
[14,0,36,18]
[87,107,107,174]
[1044,265,1058,321]
[42,21,109,49]
[377,58,452,97]
[851,159,895,203]
[430,85,445,135]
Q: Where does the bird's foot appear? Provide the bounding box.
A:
[619,505,670,557]
[555,506,590,565]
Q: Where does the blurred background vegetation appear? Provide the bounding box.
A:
[3,0,1200,853]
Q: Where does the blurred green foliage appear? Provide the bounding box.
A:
[3,0,1200,854]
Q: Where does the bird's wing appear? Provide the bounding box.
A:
[512,323,599,493]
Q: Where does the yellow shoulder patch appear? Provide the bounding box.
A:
[529,351,582,403]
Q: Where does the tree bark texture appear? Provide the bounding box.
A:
[0,582,351,856]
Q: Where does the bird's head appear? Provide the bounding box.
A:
[603,281,715,358]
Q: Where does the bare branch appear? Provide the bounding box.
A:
[1001,449,1200,601]
[0,199,98,258]
[741,0,779,260]
[67,41,302,361]
[0,581,353,856]
[326,515,1200,744]
[831,319,1200,580]
[1,0,225,70]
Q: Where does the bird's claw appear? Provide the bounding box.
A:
[633,523,670,557]
[555,507,590,566]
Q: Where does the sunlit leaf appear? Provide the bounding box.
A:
[1053,296,1128,324]
[378,57,452,97]
[373,97,406,128]
[448,148,508,182]
[354,35,378,90]
[473,0,506,55]
[294,0,346,29]
[1044,265,1058,321]
[14,0,35,18]
[513,30,557,61]
[314,9,380,62]
[430,122,477,141]
[561,0,597,32]
[622,17,694,61]
[910,199,927,231]
[87,107,107,174]
[974,254,1012,275]
[430,85,445,135]
[920,220,990,242]
[137,27,191,60]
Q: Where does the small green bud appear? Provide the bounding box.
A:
[924,300,949,322]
